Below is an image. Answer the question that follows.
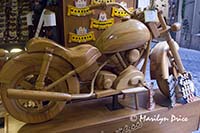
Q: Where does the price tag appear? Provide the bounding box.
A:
[144,10,159,23]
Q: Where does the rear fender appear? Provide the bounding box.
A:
[0,52,80,94]
[150,41,179,79]
[26,37,71,62]
[26,37,101,78]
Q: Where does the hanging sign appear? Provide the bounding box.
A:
[90,12,114,30]
[68,0,93,16]
[91,0,115,5]
[111,2,134,17]
[69,27,96,43]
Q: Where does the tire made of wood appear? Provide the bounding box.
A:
[1,53,70,123]
[156,60,176,97]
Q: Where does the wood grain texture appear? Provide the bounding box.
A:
[18,92,200,133]
[95,19,151,54]
[0,52,70,123]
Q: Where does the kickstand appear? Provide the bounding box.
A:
[106,95,124,111]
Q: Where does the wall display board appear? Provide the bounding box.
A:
[0,0,31,49]
[62,0,136,47]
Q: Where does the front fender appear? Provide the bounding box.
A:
[150,41,179,79]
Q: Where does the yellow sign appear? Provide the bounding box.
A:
[69,32,96,43]
[111,7,134,17]
[91,0,115,5]
[90,18,114,30]
[67,5,93,16]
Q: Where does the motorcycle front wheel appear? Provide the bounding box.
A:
[156,55,178,97]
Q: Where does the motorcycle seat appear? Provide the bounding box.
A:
[26,37,101,71]
[65,44,101,69]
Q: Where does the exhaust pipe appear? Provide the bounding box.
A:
[6,61,108,101]
[7,89,72,101]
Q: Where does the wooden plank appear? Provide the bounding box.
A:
[17,92,200,133]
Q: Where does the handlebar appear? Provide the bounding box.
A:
[157,11,181,33]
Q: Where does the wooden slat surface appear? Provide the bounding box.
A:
[17,92,200,133]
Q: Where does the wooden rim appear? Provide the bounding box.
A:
[1,66,67,123]
[14,70,58,113]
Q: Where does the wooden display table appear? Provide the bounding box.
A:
[18,92,200,133]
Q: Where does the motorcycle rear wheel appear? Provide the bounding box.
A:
[1,54,70,123]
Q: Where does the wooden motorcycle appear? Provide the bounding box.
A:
[0,2,194,123]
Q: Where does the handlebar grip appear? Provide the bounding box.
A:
[171,22,181,32]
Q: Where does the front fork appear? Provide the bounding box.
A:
[166,34,185,73]
[158,12,195,103]
[158,11,185,74]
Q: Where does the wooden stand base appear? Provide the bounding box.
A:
[18,92,200,133]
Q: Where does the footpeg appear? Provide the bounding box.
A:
[121,87,147,94]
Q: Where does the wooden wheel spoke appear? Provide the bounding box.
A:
[1,53,69,123]
[44,86,56,91]
[35,101,44,110]
[20,80,34,89]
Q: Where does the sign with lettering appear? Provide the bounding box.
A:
[111,2,133,17]
[69,27,95,43]
[67,0,93,16]
[91,0,115,5]
[90,12,114,30]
